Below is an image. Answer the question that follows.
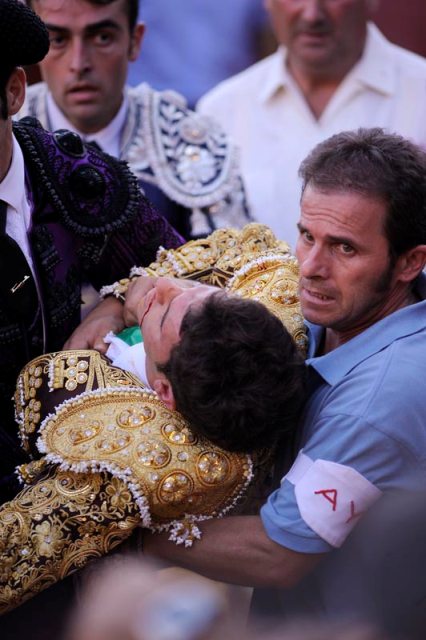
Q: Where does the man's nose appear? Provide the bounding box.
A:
[155,278,181,304]
[297,245,329,279]
[300,0,327,22]
[69,38,91,74]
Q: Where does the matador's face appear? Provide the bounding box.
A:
[139,278,215,389]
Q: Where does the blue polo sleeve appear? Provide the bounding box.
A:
[261,412,419,553]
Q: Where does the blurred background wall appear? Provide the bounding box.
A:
[374,0,426,57]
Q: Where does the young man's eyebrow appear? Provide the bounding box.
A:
[45,23,69,33]
[84,19,122,34]
[160,300,173,331]
[45,19,121,34]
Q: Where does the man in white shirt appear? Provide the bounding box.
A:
[198,0,426,249]
[20,0,250,240]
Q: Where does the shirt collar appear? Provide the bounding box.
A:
[306,273,426,386]
[0,134,26,212]
[347,22,396,96]
[259,22,395,104]
[46,90,128,156]
[258,47,291,103]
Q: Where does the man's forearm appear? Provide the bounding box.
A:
[143,515,324,589]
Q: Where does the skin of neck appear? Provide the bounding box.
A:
[286,31,367,119]
[323,282,418,354]
[62,99,123,135]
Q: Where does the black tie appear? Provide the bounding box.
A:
[0,199,39,326]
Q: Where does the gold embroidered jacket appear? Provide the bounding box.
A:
[0,223,305,614]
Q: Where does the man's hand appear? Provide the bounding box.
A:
[63,297,125,353]
[123,276,158,326]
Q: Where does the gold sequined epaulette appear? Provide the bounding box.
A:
[15,351,253,546]
[226,252,307,353]
[100,223,292,298]
[15,350,144,456]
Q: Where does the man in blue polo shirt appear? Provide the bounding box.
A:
[143,127,426,592]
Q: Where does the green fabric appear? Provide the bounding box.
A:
[116,325,143,345]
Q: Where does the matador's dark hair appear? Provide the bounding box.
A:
[159,291,307,454]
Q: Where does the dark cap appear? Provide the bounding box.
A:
[0,0,50,70]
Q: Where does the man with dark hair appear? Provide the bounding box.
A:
[158,292,305,452]
[0,0,182,507]
[141,127,426,610]
[119,277,306,453]
[157,290,305,453]
[20,0,250,239]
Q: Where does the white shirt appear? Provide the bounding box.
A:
[0,135,35,273]
[104,332,150,388]
[46,91,128,157]
[198,24,426,250]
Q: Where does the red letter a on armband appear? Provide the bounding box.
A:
[314,488,338,511]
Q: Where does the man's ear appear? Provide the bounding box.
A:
[395,245,426,283]
[153,377,176,411]
[128,22,145,62]
[6,68,26,116]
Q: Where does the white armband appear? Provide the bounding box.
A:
[284,451,382,547]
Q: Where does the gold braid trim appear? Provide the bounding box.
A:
[15,351,254,539]
[36,387,253,531]
[4,351,254,613]
[0,465,139,614]
[99,223,291,297]
[97,222,306,349]
[4,223,305,613]
[15,459,49,486]
[226,253,307,353]
[15,350,144,455]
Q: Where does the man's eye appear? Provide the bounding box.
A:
[49,34,66,47]
[94,32,113,45]
[340,243,355,255]
[302,230,314,243]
